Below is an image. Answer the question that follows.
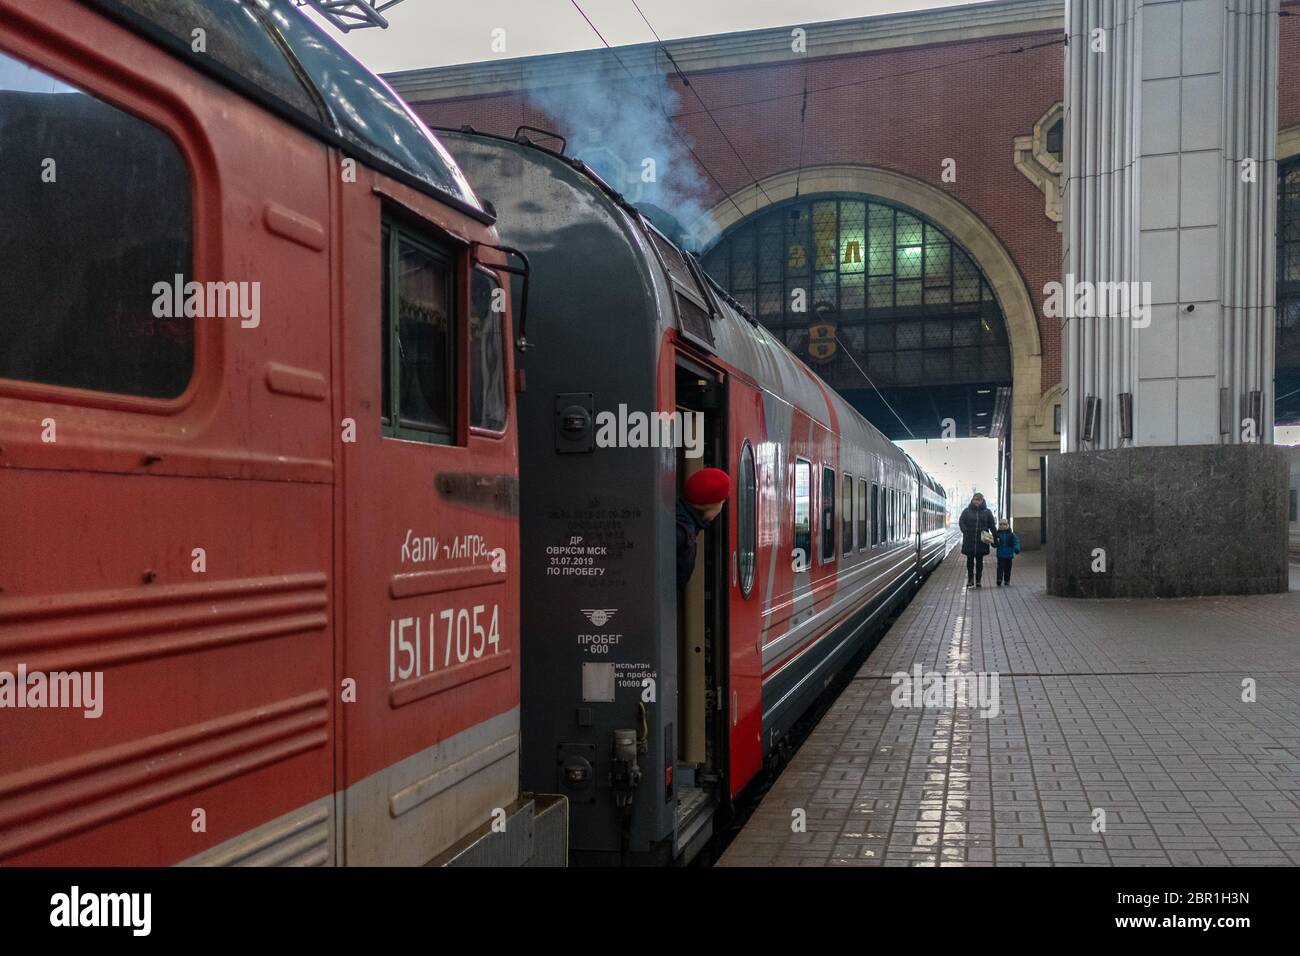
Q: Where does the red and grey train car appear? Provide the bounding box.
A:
[0,0,564,866]
[442,129,950,864]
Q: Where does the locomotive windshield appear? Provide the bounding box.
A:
[84,0,483,212]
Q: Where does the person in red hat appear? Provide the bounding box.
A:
[677,467,730,590]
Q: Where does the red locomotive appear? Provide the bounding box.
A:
[0,0,563,866]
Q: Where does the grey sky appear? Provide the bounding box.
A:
[304,0,990,73]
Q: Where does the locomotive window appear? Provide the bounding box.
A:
[856,478,868,551]
[381,225,392,424]
[793,458,812,570]
[470,269,507,432]
[382,222,455,443]
[0,50,193,398]
[738,442,756,597]
[842,473,853,556]
[92,0,324,122]
[821,465,836,563]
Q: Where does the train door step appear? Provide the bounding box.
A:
[673,784,714,862]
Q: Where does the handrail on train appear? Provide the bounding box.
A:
[473,241,532,351]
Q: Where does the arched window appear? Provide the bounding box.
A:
[702,195,1010,388]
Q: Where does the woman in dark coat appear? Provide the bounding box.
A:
[958,492,997,588]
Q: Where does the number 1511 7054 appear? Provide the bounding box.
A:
[389,604,501,682]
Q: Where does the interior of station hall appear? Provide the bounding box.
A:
[385,0,1300,548]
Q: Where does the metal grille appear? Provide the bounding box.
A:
[702,194,1011,388]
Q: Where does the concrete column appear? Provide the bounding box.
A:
[1061,0,1279,449]
[1052,0,1289,597]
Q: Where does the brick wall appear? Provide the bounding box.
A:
[410,12,1300,396]
[1282,0,1300,131]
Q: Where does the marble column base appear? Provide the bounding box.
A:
[1046,444,1289,598]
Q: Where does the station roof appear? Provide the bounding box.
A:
[385,0,1065,102]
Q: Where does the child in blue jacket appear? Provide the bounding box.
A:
[994,519,1020,586]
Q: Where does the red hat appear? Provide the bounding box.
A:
[684,468,730,506]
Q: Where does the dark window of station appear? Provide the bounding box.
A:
[470,269,506,432]
[738,442,757,596]
[793,458,812,568]
[382,220,455,443]
[1290,489,1297,523]
[1279,157,1300,425]
[856,478,868,551]
[0,49,193,398]
[842,473,854,556]
[1045,116,1063,162]
[821,465,836,563]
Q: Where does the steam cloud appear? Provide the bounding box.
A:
[527,66,719,251]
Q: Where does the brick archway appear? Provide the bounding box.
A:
[693,164,1046,544]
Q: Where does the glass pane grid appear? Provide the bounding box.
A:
[700,193,1011,388]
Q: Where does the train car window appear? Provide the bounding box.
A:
[871,483,880,546]
[0,50,193,399]
[382,222,455,443]
[793,458,812,568]
[842,473,854,556]
[821,465,836,563]
[470,269,506,432]
[738,442,756,597]
[856,478,868,551]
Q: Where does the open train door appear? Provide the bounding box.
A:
[672,350,730,858]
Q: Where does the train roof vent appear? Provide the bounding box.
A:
[643,222,716,350]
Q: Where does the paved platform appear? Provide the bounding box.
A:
[720,547,1300,866]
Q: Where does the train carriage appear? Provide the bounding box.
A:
[0,0,563,866]
[442,128,950,864]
